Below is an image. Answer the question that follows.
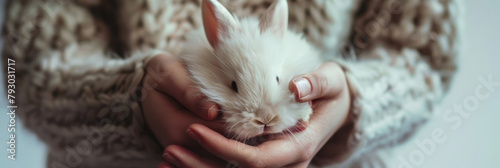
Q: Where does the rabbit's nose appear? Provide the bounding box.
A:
[253,114,279,126]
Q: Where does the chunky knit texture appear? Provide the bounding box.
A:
[2,0,461,167]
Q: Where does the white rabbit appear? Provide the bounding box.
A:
[180,0,322,141]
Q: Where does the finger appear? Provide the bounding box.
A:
[142,90,225,147]
[164,145,221,168]
[289,62,346,102]
[187,124,304,167]
[144,54,219,120]
[157,162,174,168]
[186,124,258,164]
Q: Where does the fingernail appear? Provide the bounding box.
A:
[186,128,200,143]
[162,152,179,167]
[294,77,311,99]
[207,104,220,120]
[202,101,219,120]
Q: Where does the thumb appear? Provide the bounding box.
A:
[289,62,346,102]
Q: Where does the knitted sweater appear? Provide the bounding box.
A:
[2,0,460,167]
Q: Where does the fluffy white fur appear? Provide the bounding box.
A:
[180,0,322,140]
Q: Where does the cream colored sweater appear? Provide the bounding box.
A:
[2,0,460,167]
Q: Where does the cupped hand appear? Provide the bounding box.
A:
[160,62,352,168]
[141,53,223,149]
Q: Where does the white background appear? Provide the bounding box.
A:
[0,0,499,167]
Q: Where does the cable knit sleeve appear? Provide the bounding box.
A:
[314,0,461,166]
[2,0,163,167]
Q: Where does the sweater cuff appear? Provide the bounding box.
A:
[312,60,362,166]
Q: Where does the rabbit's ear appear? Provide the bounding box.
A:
[202,0,237,48]
[259,0,288,37]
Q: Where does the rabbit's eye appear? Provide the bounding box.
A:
[231,81,238,93]
[276,76,279,84]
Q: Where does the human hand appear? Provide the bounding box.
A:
[141,53,223,149]
[160,62,352,168]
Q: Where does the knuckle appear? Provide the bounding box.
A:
[298,153,310,163]
[311,73,329,96]
[150,54,176,72]
[182,87,204,111]
[146,56,181,86]
[242,150,263,168]
[181,87,196,104]
[298,145,315,162]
